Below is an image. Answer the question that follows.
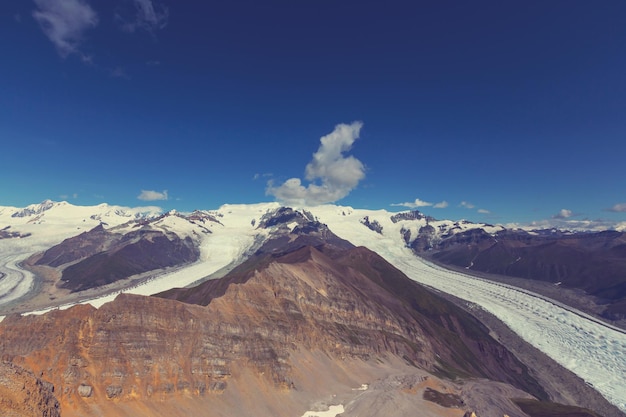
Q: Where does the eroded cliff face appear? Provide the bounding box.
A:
[0,361,60,417]
[0,244,544,417]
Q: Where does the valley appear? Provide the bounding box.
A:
[0,201,625,416]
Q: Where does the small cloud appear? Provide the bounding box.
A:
[552,209,573,219]
[266,122,365,206]
[477,208,490,214]
[14,13,22,23]
[253,173,273,181]
[110,66,130,79]
[433,201,448,209]
[117,0,168,33]
[137,189,168,201]
[391,198,432,209]
[33,0,98,59]
[523,217,622,232]
[460,201,475,209]
[59,193,79,200]
[607,203,626,213]
[146,60,161,66]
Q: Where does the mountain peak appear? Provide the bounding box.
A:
[10,199,59,218]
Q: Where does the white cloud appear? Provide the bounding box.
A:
[110,66,129,79]
[607,203,626,213]
[433,201,448,209]
[519,218,622,232]
[552,209,573,219]
[253,173,272,181]
[33,0,98,58]
[117,0,168,33]
[391,198,432,208]
[460,201,475,209]
[477,208,490,214]
[137,189,168,201]
[266,122,365,206]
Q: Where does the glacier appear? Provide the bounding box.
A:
[0,202,625,412]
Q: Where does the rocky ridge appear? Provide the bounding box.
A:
[0,209,549,417]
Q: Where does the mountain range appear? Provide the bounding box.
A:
[0,200,624,417]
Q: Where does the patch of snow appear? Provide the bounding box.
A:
[300,404,344,417]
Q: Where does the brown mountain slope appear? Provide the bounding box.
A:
[1,242,613,417]
[160,244,545,399]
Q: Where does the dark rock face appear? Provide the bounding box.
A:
[391,210,429,223]
[360,216,383,234]
[59,230,198,292]
[35,224,116,267]
[409,225,437,251]
[10,200,56,218]
[0,226,31,240]
[252,207,354,256]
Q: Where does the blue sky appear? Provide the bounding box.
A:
[1,1,625,229]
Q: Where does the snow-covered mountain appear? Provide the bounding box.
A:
[1,200,626,413]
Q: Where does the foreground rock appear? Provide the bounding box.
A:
[0,361,60,417]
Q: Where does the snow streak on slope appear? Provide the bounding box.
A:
[311,206,626,413]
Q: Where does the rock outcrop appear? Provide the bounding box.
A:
[0,361,60,417]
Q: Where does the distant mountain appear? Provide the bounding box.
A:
[0,210,552,417]
[400,215,626,321]
[2,201,625,321]
[1,201,625,417]
[30,214,204,292]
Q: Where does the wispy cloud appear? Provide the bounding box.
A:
[460,201,475,209]
[552,208,574,219]
[117,0,168,33]
[607,203,626,213]
[518,217,625,232]
[253,173,273,181]
[477,208,490,214]
[391,198,432,208]
[266,122,365,206]
[137,189,168,201]
[391,198,449,209]
[33,0,98,59]
[109,66,129,79]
